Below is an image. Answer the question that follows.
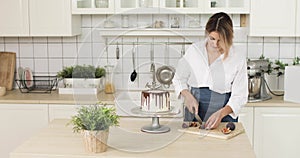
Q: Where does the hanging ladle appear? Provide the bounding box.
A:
[130,45,137,82]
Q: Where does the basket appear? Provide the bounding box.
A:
[15,76,58,93]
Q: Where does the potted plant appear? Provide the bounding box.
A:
[57,65,106,94]
[68,102,119,153]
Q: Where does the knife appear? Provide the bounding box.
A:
[193,107,203,125]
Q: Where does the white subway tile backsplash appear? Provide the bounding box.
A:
[263,43,279,59]
[92,43,105,58]
[92,15,106,28]
[296,43,300,57]
[4,43,19,54]
[48,43,63,57]
[233,43,247,58]
[280,37,296,43]
[63,43,77,58]
[20,59,34,70]
[233,28,248,43]
[264,74,278,91]
[48,37,62,43]
[247,43,263,59]
[82,15,92,28]
[264,37,279,43]
[34,59,48,73]
[19,44,34,58]
[0,44,4,51]
[49,58,63,73]
[279,43,295,58]
[77,58,93,65]
[5,37,18,43]
[63,58,77,67]
[92,29,105,43]
[33,37,47,43]
[62,36,76,43]
[78,43,92,58]
[19,37,33,43]
[78,28,92,43]
[247,36,263,43]
[33,44,48,58]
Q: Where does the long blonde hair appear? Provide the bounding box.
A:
[205,12,233,59]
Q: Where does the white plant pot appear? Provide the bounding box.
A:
[58,78,104,94]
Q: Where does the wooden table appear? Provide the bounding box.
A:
[10,118,256,158]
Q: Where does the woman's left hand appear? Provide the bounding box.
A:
[204,109,224,129]
[205,105,233,129]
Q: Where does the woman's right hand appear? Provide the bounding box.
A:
[181,89,199,114]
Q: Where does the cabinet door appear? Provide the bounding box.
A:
[30,0,81,36]
[48,104,78,122]
[250,0,296,36]
[72,0,115,14]
[0,0,29,36]
[160,0,204,14]
[238,106,254,146]
[254,107,300,158]
[203,0,250,14]
[297,0,300,36]
[0,104,48,158]
[115,0,159,14]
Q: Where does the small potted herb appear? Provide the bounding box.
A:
[57,65,106,94]
[68,102,119,153]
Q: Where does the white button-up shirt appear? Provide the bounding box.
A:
[173,40,248,118]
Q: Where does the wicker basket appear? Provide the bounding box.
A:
[82,129,109,153]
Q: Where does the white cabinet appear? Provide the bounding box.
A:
[249,0,297,36]
[30,0,81,36]
[115,0,160,14]
[160,0,204,14]
[72,0,115,14]
[0,0,81,36]
[0,104,48,158]
[48,104,78,121]
[297,0,300,36]
[254,107,300,158]
[238,106,254,146]
[0,0,29,36]
[204,0,250,14]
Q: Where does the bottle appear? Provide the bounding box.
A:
[104,65,115,94]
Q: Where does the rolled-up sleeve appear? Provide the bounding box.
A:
[227,60,248,118]
[172,57,191,98]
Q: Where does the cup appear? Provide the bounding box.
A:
[0,86,6,96]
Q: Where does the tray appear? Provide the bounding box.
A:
[15,76,58,93]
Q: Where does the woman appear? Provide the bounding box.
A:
[173,12,248,130]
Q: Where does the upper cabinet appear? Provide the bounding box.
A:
[30,0,81,36]
[203,0,250,14]
[0,0,30,36]
[71,0,250,14]
[297,0,300,36]
[249,0,297,36]
[115,0,160,14]
[72,0,115,14]
[0,0,81,37]
[159,0,204,14]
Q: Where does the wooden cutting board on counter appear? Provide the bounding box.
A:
[0,52,16,90]
[178,122,245,140]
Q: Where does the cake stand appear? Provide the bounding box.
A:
[131,106,180,134]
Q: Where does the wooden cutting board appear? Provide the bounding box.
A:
[178,122,245,140]
[0,52,16,90]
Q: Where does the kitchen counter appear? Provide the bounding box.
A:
[0,90,115,104]
[1,90,299,107]
[10,118,256,158]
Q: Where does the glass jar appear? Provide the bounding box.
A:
[104,65,115,94]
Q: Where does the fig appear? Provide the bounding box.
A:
[226,122,236,131]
